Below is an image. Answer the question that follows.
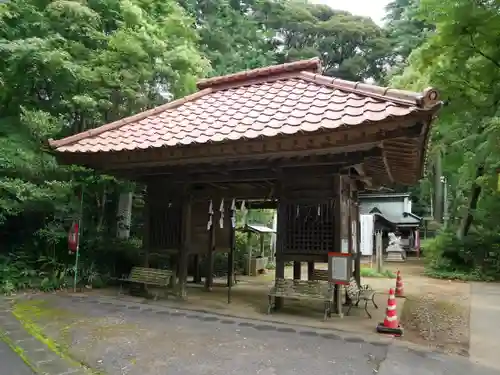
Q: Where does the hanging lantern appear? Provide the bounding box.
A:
[68,221,79,254]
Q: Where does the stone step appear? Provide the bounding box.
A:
[385,253,405,262]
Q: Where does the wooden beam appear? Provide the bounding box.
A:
[115,149,383,179]
[352,163,373,188]
[177,164,348,184]
[380,143,395,184]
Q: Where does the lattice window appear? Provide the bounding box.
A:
[149,203,182,249]
[280,201,335,255]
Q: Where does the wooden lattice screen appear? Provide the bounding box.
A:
[149,202,182,250]
[280,201,335,255]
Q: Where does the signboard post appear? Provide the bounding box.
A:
[328,252,352,318]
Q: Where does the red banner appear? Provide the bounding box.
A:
[68,222,79,254]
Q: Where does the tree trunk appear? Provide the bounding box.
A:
[456,166,484,240]
[116,191,133,239]
[433,150,444,223]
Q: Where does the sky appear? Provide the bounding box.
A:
[310,0,391,26]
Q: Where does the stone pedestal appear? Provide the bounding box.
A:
[385,232,406,262]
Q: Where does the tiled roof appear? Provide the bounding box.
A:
[49,58,440,153]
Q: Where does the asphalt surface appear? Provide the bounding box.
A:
[3,294,500,375]
[0,340,35,375]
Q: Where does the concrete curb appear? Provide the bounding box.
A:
[0,299,88,375]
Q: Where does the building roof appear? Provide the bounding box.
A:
[359,193,411,199]
[370,207,421,227]
[48,58,440,154]
[241,224,276,234]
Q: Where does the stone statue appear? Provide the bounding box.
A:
[386,232,406,261]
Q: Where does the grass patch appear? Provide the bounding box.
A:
[360,268,396,279]
[423,269,490,282]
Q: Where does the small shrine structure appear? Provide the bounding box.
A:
[359,192,422,261]
[49,58,440,308]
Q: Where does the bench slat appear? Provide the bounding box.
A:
[269,278,333,301]
[125,267,174,287]
[311,269,329,281]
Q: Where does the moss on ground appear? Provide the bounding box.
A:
[11,299,102,374]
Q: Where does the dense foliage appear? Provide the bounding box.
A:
[1,0,499,293]
[388,0,500,279]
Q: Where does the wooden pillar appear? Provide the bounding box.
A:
[307,262,314,280]
[275,181,285,310]
[275,259,285,309]
[193,254,201,283]
[142,185,151,268]
[227,199,236,303]
[227,231,235,288]
[354,191,361,285]
[178,193,192,299]
[205,213,215,291]
[333,174,343,316]
[170,254,178,289]
[246,231,252,276]
[259,234,265,257]
[293,261,301,280]
[376,230,384,273]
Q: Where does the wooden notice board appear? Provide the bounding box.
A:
[328,252,352,285]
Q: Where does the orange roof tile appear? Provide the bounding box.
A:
[49,58,440,153]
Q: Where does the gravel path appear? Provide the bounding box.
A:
[9,294,498,375]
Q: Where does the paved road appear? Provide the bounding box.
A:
[16,294,496,375]
[2,292,499,375]
[0,340,35,375]
[470,282,500,371]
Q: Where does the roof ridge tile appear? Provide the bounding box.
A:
[298,71,440,109]
[196,58,322,90]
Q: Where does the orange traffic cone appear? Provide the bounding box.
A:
[376,288,403,336]
[395,270,405,298]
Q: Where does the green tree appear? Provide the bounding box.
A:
[392,0,500,277]
[0,0,207,259]
[255,0,392,81]
[178,0,277,76]
[384,0,434,69]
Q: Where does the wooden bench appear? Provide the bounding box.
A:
[345,277,378,318]
[119,267,175,300]
[267,278,334,320]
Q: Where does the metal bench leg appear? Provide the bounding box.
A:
[346,301,354,316]
[323,301,329,321]
[364,300,372,319]
[371,294,378,309]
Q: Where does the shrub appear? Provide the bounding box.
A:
[424,230,500,281]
